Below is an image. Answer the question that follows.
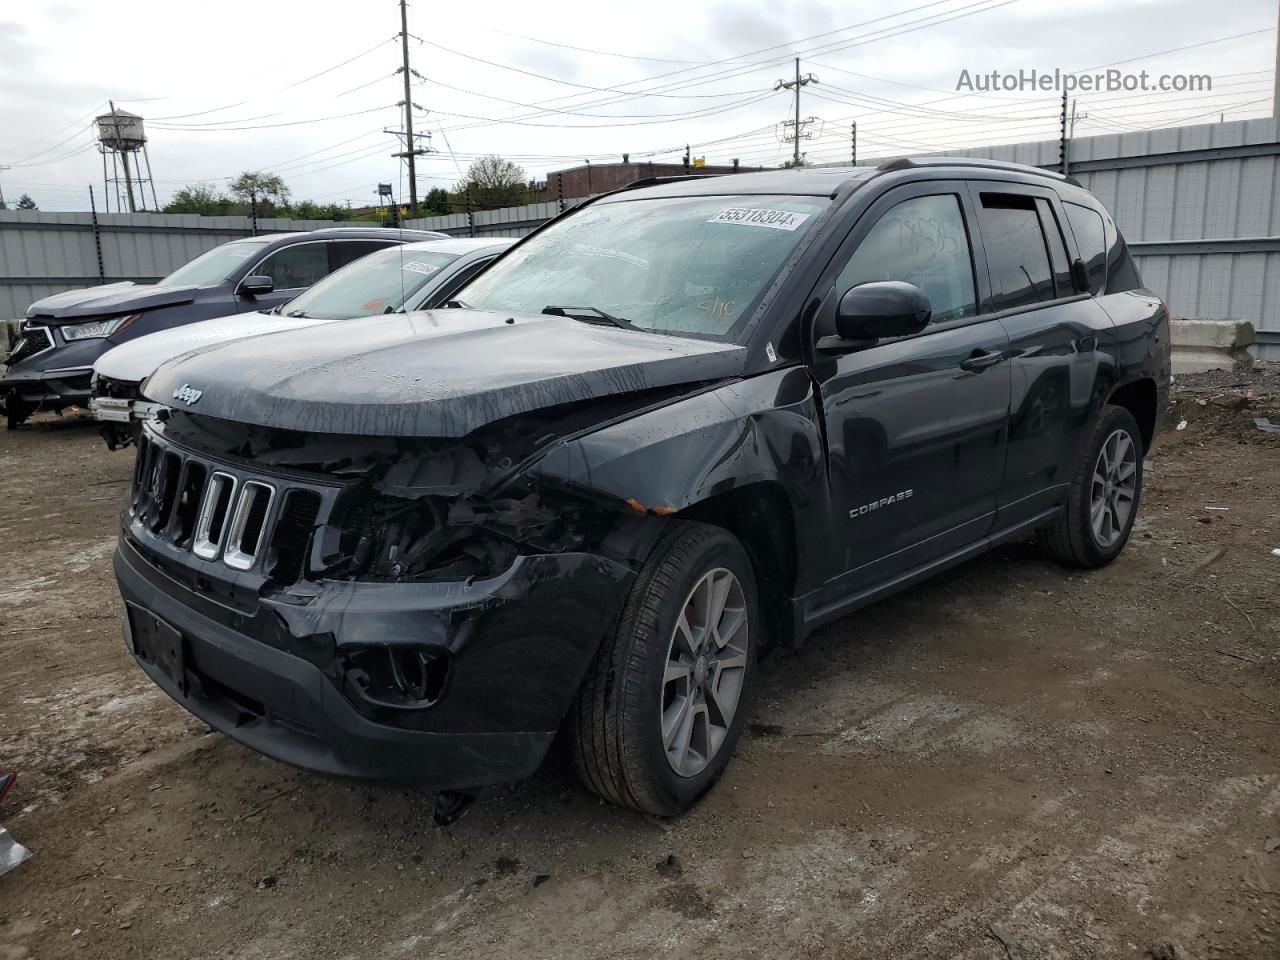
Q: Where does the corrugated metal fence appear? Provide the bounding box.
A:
[0,210,342,319]
[5,117,1280,354]
[915,116,1280,352]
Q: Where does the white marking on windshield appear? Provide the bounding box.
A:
[707,207,811,231]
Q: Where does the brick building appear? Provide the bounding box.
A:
[544,159,763,200]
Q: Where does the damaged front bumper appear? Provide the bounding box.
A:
[90,396,165,424]
[0,365,94,407]
[114,533,633,790]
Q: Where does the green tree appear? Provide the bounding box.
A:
[455,156,530,211]
[229,171,289,207]
[162,184,232,216]
[15,193,37,210]
[423,187,452,216]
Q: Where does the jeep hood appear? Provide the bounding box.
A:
[143,309,746,437]
[95,310,336,383]
[28,282,201,321]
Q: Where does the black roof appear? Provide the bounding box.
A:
[611,156,1078,201]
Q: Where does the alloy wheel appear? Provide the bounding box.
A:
[1090,428,1138,548]
[660,567,750,778]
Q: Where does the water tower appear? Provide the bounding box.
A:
[96,102,159,213]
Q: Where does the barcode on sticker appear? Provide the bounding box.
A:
[708,207,810,231]
[402,261,439,276]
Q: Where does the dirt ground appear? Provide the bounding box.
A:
[1,375,1277,960]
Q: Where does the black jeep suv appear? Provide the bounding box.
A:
[114,159,1169,817]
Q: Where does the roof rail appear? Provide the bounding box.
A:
[620,174,725,191]
[876,155,1082,187]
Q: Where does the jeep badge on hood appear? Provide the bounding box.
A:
[171,384,203,406]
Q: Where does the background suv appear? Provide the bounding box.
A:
[0,226,445,428]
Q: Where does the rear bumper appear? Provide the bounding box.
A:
[114,534,632,790]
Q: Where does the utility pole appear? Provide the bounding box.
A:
[399,0,419,217]
[1060,94,1087,176]
[1058,89,1069,175]
[775,58,818,167]
[851,121,857,166]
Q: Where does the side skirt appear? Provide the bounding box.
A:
[795,505,1063,638]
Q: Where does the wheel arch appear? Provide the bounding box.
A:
[675,480,800,650]
[1107,377,1158,452]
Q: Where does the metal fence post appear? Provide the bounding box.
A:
[88,186,106,284]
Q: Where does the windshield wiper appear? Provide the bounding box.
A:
[285,309,309,318]
[542,305,635,330]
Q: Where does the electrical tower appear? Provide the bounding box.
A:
[775,58,818,167]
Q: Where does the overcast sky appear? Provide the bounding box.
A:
[1,0,1276,211]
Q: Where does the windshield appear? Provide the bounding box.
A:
[159,240,270,288]
[280,247,459,320]
[456,195,827,339]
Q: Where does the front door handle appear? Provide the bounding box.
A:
[959,349,1005,372]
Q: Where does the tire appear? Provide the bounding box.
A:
[5,396,28,431]
[572,522,759,816]
[1038,404,1144,569]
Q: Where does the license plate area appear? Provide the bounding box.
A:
[126,603,187,695]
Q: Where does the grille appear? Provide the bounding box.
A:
[269,491,322,585]
[6,325,53,366]
[128,430,334,584]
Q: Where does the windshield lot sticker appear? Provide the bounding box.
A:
[402,261,439,276]
[708,207,811,231]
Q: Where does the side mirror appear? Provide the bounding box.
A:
[1071,258,1090,293]
[827,281,931,348]
[239,275,274,297]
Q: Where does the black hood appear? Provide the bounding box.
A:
[28,282,200,321]
[143,310,746,437]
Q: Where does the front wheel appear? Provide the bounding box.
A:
[4,395,29,430]
[1038,404,1144,568]
[572,522,759,816]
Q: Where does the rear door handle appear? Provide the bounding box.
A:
[959,349,1005,372]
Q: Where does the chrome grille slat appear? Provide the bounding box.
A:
[130,429,331,584]
[223,481,276,571]
[192,472,238,561]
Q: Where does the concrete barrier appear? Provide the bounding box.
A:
[1170,319,1255,375]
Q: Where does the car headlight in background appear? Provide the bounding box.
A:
[60,314,138,342]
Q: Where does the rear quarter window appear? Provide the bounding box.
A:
[1063,202,1107,295]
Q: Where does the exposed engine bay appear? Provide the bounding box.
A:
[154,385,689,586]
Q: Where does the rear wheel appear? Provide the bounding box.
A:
[1038,404,1144,568]
[572,522,758,816]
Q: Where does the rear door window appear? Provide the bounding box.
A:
[1063,202,1107,295]
[836,193,978,325]
[978,193,1056,311]
[1035,198,1074,297]
[252,242,330,291]
[330,240,395,272]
